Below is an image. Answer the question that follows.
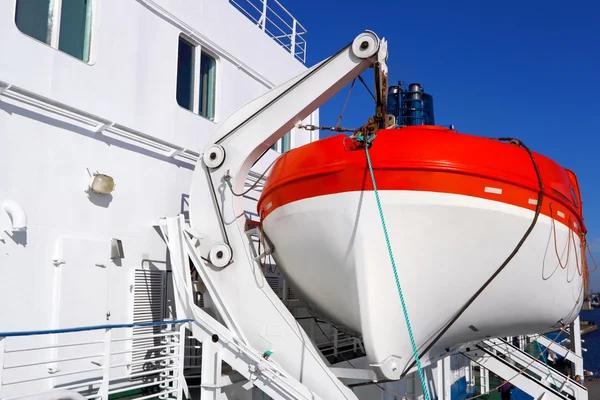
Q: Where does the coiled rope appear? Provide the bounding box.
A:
[358,135,431,400]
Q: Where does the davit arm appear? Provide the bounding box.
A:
[183,30,390,400]
[188,30,389,263]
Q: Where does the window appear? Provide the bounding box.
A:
[281,132,291,152]
[176,35,216,120]
[271,131,292,153]
[571,186,579,208]
[15,0,94,62]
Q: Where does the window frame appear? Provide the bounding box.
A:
[13,0,97,64]
[271,131,293,153]
[175,34,218,122]
[570,186,579,208]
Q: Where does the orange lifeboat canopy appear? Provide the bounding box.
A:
[258,125,584,232]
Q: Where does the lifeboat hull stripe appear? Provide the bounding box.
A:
[258,168,582,234]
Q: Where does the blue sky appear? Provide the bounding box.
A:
[284,0,600,290]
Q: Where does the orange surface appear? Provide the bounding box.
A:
[258,126,586,236]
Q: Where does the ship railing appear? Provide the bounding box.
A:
[0,319,192,400]
[312,320,365,362]
[229,0,307,63]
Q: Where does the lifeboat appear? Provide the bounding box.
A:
[257,125,586,379]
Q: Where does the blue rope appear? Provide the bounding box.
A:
[534,339,558,387]
[360,135,431,400]
[0,319,193,337]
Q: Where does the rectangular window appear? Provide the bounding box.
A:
[271,132,292,153]
[15,0,94,62]
[15,0,51,44]
[176,35,217,120]
[199,52,216,120]
[58,0,93,60]
[176,37,195,111]
[281,132,291,152]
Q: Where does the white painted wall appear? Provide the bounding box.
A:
[0,0,318,396]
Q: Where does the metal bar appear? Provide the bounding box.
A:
[49,0,63,49]
[261,0,267,31]
[200,340,222,399]
[177,324,187,400]
[56,366,180,393]
[133,388,178,400]
[333,328,338,359]
[290,19,297,58]
[4,352,106,369]
[569,316,584,378]
[110,331,178,343]
[227,0,308,63]
[302,40,307,63]
[110,354,179,369]
[263,12,294,34]
[262,0,306,27]
[5,366,101,385]
[5,340,105,353]
[111,343,173,356]
[0,319,192,337]
[0,337,5,398]
[10,389,85,400]
[0,83,199,161]
[99,329,112,400]
[165,216,326,400]
[108,378,177,396]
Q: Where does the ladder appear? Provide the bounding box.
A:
[463,341,584,400]
[482,337,587,400]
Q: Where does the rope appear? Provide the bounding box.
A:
[225,153,283,197]
[349,135,583,398]
[582,236,597,292]
[550,204,573,271]
[571,228,582,277]
[342,132,586,399]
[535,339,559,388]
[361,137,431,400]
[336,79,356,129]
[585,239,598,273]
[357,75,376,101]
[399,137,545,378]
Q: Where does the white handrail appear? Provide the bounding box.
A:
[229,0,307,63]
[0,321,187,400]
[11,390,85,400]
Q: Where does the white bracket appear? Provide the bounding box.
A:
[161,215,339,400]
[330,367,378,381]
[94,121,114,134]
[245,226,274,260]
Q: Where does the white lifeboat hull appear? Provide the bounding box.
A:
[263,190,584,379]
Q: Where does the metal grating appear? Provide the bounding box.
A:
[266,276,281,299]
[132,269,166,376]
[286,283,299,301]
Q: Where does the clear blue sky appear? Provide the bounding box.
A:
[285,0,600,290]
